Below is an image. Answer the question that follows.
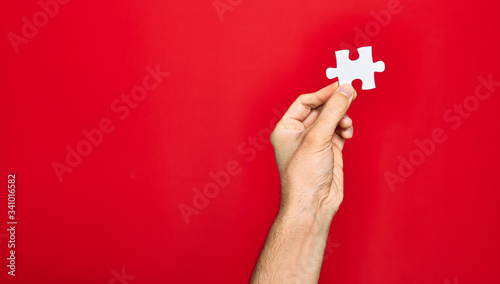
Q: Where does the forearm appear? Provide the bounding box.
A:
[250,205,332,284]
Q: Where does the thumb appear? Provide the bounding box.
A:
[308,84,356,143]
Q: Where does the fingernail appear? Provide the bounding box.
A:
[338,84,353,98]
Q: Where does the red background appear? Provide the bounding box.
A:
[1,0,500,283]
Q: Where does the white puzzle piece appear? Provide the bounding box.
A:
[326,46,385,90]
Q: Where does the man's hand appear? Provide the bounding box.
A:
[251,82,356,284]
[272,82,356,225]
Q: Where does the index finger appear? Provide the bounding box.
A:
[282,82,339,122]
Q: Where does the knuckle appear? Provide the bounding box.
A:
[297,94,307,100]
[270,129,286,147]
[297,94,312,109]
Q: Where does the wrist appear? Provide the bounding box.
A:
[277,201,333,237]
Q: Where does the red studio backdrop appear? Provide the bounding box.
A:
[1,0,500,283]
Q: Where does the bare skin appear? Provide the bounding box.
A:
[250,82,357,284]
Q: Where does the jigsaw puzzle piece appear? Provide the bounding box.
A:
[326,46,385,90]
